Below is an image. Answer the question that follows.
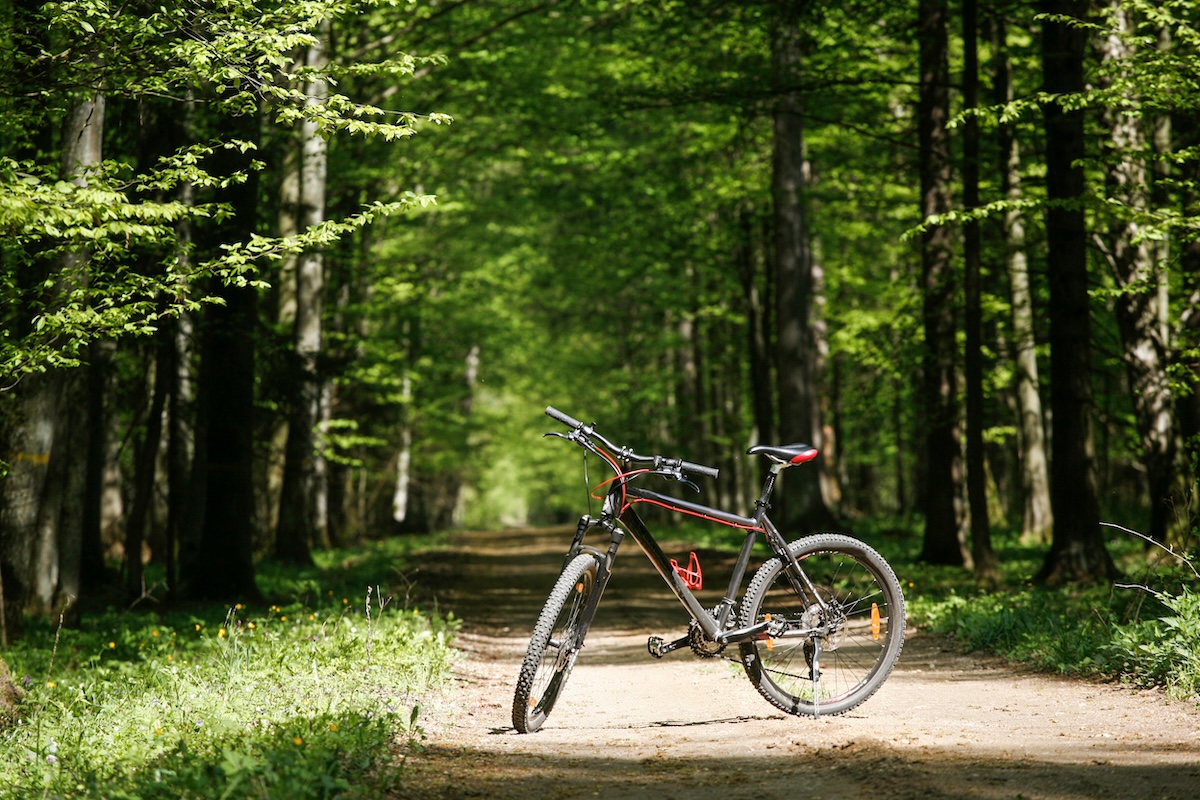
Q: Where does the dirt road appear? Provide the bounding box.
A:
[399,526,1200,799]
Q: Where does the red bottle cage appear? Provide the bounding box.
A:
[670,551,703,591]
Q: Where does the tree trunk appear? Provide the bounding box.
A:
[811,257,842,516]
[81,338,112,591]
[276,34,330,565]
[391,376,415,527]
[736,207,775,481]
[991,15,1054,544]
[164,167,198,601]
[918,0,969,566]
[124,332,169,602]
[181,115,262,602]
[0,93,105,635]
[674,264,702,466]
[1036,0,1117,584]
[185,281,262,601]
[770,0,836,532]
[962,0,997,583]
[1176,107,1200,538]
[1179,234,1200,532]
[1096,3,1177,544]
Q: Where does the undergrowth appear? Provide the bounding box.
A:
[899,522,1200,703]
[0,537,457,799]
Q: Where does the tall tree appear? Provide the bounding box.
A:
[276,28,332,566]
[991,12,1053,544]
[770,0,837,530]
[918,0,969,566]
[962,0,997,582]
[182,119,263,602]
[1096,1,1177,544]
[736,205,776,457]
[1037,0,1117,583]
[0,90,104,632]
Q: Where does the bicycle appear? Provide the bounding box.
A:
[512,406,906,733]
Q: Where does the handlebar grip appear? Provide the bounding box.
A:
[681,459,720,479]
[545,406,584,429]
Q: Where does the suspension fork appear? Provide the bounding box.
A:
[562,514,603,571]
[563,514,624,650]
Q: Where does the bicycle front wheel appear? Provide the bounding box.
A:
[738,533,905,717]
[512,552,601,733]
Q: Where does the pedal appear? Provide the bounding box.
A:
[646,634,688,659]
[647,636,666,659]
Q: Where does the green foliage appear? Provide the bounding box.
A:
[907,529,1200,703]
[353,0,937,525]
[1105,587,1200,699]
[918,589,1119,674]
[0,542,457,799]
[0,0,445,387]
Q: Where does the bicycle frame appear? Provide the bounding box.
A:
[514,408,907,732]
[561,457,831,650]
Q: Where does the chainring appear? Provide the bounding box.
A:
[688,619,726,658]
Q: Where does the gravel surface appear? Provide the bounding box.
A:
[397,526,1200,799]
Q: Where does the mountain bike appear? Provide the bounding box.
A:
[511,407,906,733]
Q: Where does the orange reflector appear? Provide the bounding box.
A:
[576,582,585,593]
[765,638,774,651]
[871,603,881,640]
[529,697,537,708]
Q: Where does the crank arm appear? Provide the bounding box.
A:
[646,634,690,659]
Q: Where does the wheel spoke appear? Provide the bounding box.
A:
[739,533,905,717]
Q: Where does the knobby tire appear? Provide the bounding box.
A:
[512,552,601,733]
[738,533,905,717]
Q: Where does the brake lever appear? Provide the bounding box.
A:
[658,466,700,493]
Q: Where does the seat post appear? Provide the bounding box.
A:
[753,462,787,516]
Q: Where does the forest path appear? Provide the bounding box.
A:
[398,526,1200,799]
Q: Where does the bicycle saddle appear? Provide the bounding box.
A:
[746,443,819,465]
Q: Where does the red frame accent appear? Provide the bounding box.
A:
[624,495,764,532]
[590,468,649,501]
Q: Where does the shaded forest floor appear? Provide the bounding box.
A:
[397,526,1200,799]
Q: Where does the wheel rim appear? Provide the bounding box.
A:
[752,548,897,710]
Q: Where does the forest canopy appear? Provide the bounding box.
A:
[2,0,1199,634]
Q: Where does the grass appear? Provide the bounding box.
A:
[888,519,1200,703]
[0,536,458,800]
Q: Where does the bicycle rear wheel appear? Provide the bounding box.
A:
[512,552,601,733]
[738,533,905,717]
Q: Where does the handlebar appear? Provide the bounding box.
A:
[545,406,720,480]
[680,458,720,480]
[545,405,583,430]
